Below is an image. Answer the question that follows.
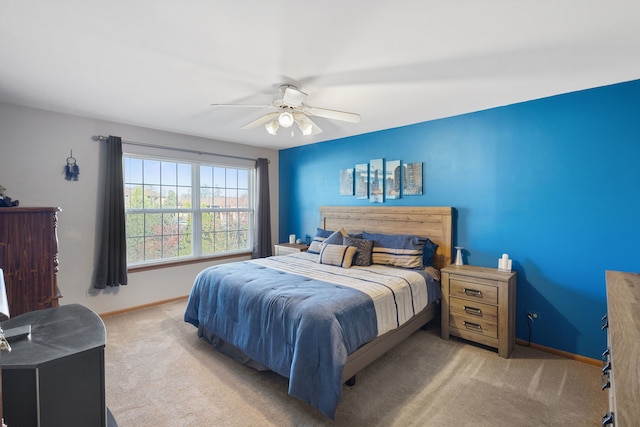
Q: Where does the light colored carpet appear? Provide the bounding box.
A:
[103,300,607,426]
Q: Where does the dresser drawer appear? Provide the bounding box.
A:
[449,276,498,305]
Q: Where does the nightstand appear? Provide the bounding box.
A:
[440,264,517,358]
[274,243,309,256]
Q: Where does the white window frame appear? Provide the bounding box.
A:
[123,147,255,268]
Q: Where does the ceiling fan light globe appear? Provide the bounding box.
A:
[278,111,294,128]
[265,120,279,135]
[299,121,313,136]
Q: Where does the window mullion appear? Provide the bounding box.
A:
[192,164,202,257]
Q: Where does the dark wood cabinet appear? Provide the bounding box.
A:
[0,207,62,316]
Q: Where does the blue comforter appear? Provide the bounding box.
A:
[184,260,378,418]
[184,254,437,418]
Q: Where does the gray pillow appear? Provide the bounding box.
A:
[343,236,373,267]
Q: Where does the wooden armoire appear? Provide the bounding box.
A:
[0,207,62,317]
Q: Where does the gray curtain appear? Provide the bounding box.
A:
[252,158,272,258]
[95,135,128,288]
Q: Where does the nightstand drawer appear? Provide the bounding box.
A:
[449,297,498,324]
[450,317,498,339]
[449,277,498,305]
[450,296,498,339]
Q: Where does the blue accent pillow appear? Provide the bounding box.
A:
[343,236,373,267]
[362,232,428,269]
[422,239,439,266]
[307,228,335,254]
[323,230,344,245]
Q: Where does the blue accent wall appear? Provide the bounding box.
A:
[279,79,640,359]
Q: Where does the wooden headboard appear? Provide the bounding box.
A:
[319,206,453,270]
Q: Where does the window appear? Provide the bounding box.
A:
[123,155,253,266]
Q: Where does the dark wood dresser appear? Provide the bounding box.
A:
[0,207,62,316]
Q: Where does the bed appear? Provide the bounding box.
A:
[184,206,453,418]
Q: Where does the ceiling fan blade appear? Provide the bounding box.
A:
[211,103,272,108]
[305,106,361,123]
[282,86,307,107]
[241,112,279,129]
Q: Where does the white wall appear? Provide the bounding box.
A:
[0,102,279,314]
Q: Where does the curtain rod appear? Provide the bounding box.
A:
[91,135,264,163]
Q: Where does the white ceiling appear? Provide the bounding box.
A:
[2,1,639,150]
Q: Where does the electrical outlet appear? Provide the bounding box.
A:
[526,310,540,320]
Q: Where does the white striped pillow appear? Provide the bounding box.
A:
[362,232,428,269]
[318,244,358,268]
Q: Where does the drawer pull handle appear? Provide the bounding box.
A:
[602,412,614,425]
[601,314,608,330]
[463,306,482,316]
[463,288,482,297]
[601,371,611,390]
[601,349,610,371]
[463,321,482,331]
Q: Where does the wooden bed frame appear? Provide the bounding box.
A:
[317,206,453,383]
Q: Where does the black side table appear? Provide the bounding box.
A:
[1,304,117,427]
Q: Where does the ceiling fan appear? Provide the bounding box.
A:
[211,85,360,136]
